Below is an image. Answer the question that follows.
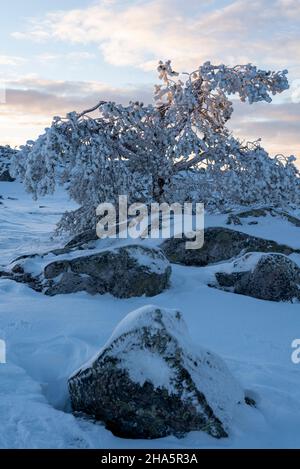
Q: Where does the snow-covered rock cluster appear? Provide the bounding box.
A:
[2,221,300,304]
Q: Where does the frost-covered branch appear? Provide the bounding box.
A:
[77,100,107,118]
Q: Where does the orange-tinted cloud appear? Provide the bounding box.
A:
[1,77,299,160]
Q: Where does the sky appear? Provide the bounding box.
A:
[0,0,299,159]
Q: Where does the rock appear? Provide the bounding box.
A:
[215,271,245,288]
[11,264,25,274]
[44,260,70,279]
[226,214,242,226]
[64,230,98,249]
[237,208,270,218]
[0,145,18,182]
[226,207,300,228]
[279,212,300,228]
[9,230,99,268]
[10,228,100,268]
[13,246,74,264]
[46,271,100,295]
[68,305,245,439]
[0,170,15,182]
[0,268,42,292]
[44,245,171,298]
[161,227,296,266]
[215,253,300,302]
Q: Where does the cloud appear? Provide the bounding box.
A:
[11,29,50,42]
[291,80,300,103]
[0,77,153,146]
[4,77,153,113]
[276,0,300,18]
[0,55,26,66]
[10,0,300,74]
[36,51,96,63]
[229,100,300,157]
[0,75,299,159]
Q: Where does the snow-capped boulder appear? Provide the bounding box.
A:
[68,305,245,439]
[215,252,300,302]
[161,227,296,266]
[44,245,171,298]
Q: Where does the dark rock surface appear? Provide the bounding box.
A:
[215,253,300,302]
[44,245,171,298]
[161,227,297,266]
[0,170,15,182]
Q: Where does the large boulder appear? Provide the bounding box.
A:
[44,245,171,298]
[68,305,245,439]
[215,253,300,302]
[161,227,296,266]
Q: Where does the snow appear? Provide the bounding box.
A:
[121,349,175,390]
[206,251,289,278]
[72,305,186,377]
[126,247,169,274]
[0,182,75,266]
[205,212,300,249]
[1,181,300,448]
[108,305,188,344]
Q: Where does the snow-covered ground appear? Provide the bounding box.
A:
[1,181,300,448]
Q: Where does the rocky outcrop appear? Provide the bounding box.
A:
[161,227,296,266]
[44,245,171,298]
[214,253,300,302]
[68,305,245,439]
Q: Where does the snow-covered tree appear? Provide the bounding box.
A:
[12,60,299,235]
